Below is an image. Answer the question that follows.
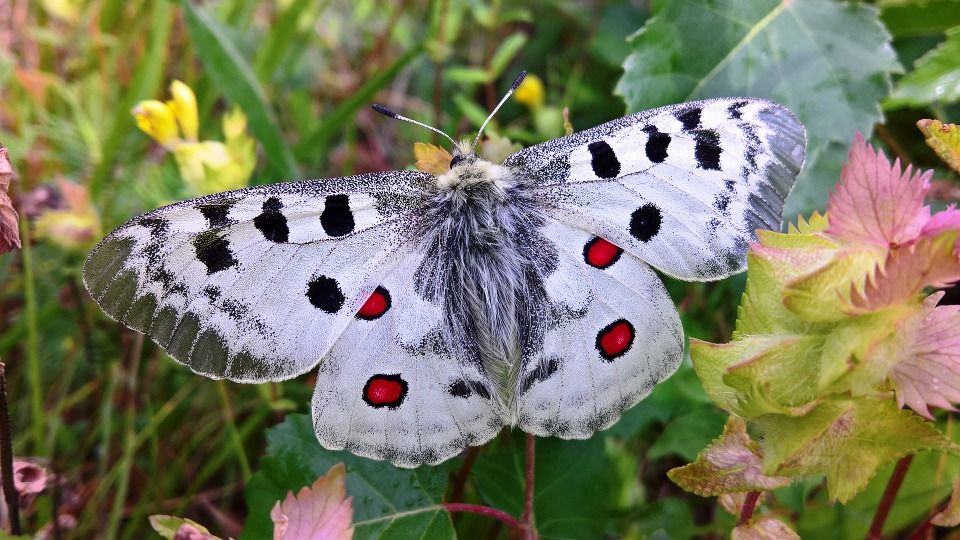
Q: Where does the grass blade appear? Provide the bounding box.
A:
[181,0,301,181]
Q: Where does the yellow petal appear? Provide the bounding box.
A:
[132,100,180,147]
[168,80,199,141]
[514,73,545,109]
[413,142,452,176]
[222,105,248,142]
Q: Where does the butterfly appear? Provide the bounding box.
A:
[84,72,805,467]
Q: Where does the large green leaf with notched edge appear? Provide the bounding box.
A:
[616,0,899,223]
[888,25,960,108]
[241,414,454,540]
[471,431,616,540]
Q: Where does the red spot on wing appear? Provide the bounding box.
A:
[363,374,407,408]
[583,237,623,269]
[596,319,635,361]
[357,286,391,320]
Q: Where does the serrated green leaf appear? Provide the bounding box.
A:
[691,335,824,418]
[241,415,454,540]
[471,432,615,540]
[781,247,885,322]
[917,118,960,174]
[181,1,300,181]
[754,397,957,503]
[616,0,900,219]
[668,416,791,496]
[888,26,960,107]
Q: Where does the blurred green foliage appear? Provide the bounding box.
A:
[0,0,958,538]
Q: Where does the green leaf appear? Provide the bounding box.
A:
[615,0,900,220]
[881,0,960,37]
[754,397,958,503]
[888,26,960,107]
[649,406,727,461]
[181,1,300,180]
[241,415,453,540]
[471,432,615,540]
[795,418,960,538]
[917,118,960,174]
[691,335,824,418]
[488,33,528,78]
[149,515,220,539]
[669,416,791,496]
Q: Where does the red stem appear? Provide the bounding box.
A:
[738,491,761,526]
[523,434,536,540]
[443,503,524,531]
[449,446,480,504]
[868,455,914,540]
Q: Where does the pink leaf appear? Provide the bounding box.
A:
[921,205,960,238]
[849,232,960,312]
[0,147,20,254]
[827,133,933,247]
[271,463,353,540]
[13,459,49,495]
[891,294,960,418]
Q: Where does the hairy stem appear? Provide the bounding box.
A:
[0,362,20,534]
[443,503,523,531]
[523,433,536,539]
[738,491,761,526]
[449,446,480,504]
[868,455,914,540]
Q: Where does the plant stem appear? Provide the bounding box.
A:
[0,362,21,535]
[443,503,523,532]
[18,216,44,457]
[523,433,536,539]
[738,491,761,526]
[449,446,479,504]
[868,455,914,540]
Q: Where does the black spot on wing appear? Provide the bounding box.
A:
[306,275,345,313]
[320,194,355,237]
[139,217,169,236]
[253,197,289,243]
[198,202,233,228]
[587,140,620,179]
[728,101,748,119]
[676,107,702,130]
[642,126,669,163]
[193,231,238,274]
[520,357,559,394]
[448,379,491,399]
[693,129,722,170]
[630,203,662,242]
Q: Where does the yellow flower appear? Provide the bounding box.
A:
[132,100,179,148]
[34,180,101,252]
[514,73,545,110]
[132,82,256,196]
[167,80,199,141]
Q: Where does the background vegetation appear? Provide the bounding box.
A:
[0,0,959,537]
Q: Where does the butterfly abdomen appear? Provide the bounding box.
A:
[415,162,556,411]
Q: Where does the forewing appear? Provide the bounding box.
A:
[83,171,431,382]
[506,98,805,280]
[312,249,506,467]
[515,219,683,437]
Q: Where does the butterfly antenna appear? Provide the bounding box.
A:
[471,70,527,153]
[371,104,457,147]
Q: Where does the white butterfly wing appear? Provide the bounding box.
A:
[507,98,805,280]
[514,220,682,437]
[311,249,507,467]
[83,171,431,383]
